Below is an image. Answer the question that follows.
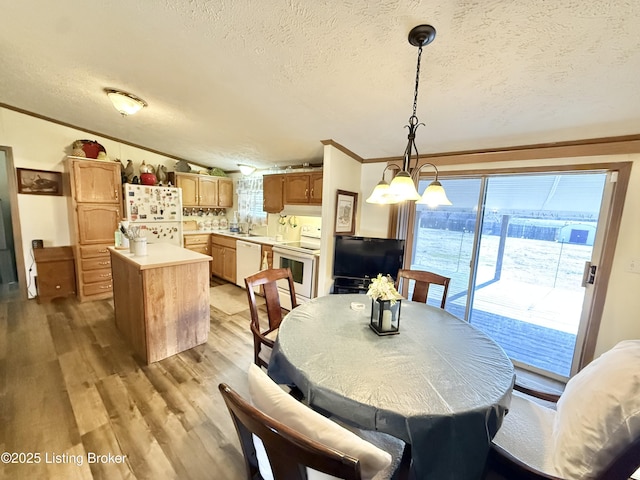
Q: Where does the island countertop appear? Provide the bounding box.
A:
[109,242,211,364]
[108,243,212,270]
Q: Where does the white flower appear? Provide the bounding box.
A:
[366,274,403,305]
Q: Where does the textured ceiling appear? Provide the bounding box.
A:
[1,1,639,171]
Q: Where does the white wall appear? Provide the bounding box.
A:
[0,108,187,297]
[359,163,392,237]
[357,154,640,359]
[318,144,362,295]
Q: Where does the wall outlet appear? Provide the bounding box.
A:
[627,258,640,274]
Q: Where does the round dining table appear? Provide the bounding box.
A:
[268,294,515,480]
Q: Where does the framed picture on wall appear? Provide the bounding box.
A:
[334,190,358,235]
[16,168,63,196]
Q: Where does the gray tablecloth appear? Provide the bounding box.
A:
[268,294,515,480]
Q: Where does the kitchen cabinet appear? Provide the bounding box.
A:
[76,204,122,244]
[217,177,233,208]
[263,174,284,213]
[77,245,113,298]
[169,172,233,208]
[184,234,212,277]
[263,171,323,213]
[211,234,236,283]
[183,234,211,256]
[66,157,121,302]
[309,172,323,203]
[71,160,121,203]
[33,246,76,303]
[109,244,210,364]
[284,172,323,205]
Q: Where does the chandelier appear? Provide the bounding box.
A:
[366,25,451,208]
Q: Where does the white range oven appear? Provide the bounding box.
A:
[272,226,320,310]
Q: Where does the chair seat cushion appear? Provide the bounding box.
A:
[492,391,558,476]
[264,328,278,341]
[248,364,392,480]
[257,329,278,365]
[552,340,640,479]
[333,419,406,480]
[253,426,405,480]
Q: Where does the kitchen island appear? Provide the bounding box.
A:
[109,244,212,364]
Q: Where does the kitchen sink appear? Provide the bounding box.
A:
[249,236,275,242]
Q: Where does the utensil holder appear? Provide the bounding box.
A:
[131,237,147,256]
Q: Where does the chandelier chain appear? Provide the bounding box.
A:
[411,46,423,119]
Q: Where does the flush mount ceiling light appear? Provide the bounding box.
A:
[366,25,451,207]
[238,164,256,175]
[105,88,148,116]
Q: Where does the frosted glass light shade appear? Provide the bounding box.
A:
[416,181,453,207]
[238,164,256,175]
[106,89,147,115]
[366,181,398,204]
[388,171,421,201]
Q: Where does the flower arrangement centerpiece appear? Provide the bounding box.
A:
[366,274,403,335]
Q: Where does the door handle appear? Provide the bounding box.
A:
[581,261,597,286]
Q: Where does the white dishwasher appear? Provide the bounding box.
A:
[235,240,262,290]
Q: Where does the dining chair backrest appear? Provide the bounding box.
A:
[395,269,450,309]
[245,268,298,368]
[219,382,362,480]
[488,340,640,480]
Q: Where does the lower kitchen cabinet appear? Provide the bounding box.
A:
[184,234,212,277]
[76,244,113,301]
[211,234,236,283]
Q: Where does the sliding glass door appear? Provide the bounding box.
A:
[409,172,608,378]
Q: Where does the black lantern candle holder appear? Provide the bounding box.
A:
[370,298,401,335]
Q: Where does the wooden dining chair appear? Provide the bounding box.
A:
[485,340,640,480]
[395,268,450,309]
[221,364,410,480]
[244,268,298,369]
[219,382,363,480]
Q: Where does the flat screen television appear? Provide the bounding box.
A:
[333,236,405,280]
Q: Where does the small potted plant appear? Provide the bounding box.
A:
[366,274,403,335]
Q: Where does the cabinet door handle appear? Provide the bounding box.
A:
[100,273,112,278]
[98,261,109,265]
[98,249,108,253]
[305,188,308,198]
[100,285,112,290]
[114,189,119,201]
[55,285,61,289]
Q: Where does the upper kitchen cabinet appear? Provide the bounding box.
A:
[309,172,323,203]
[263,174,284,213]
[169,172,233,208]
[263,171,322,213]
[71,160,121,204]
[284,172,323,205]
[217,177,233,207]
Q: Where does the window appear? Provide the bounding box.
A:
[409,171,612,379]
[236,175,266,225]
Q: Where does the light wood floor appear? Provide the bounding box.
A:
[0,280,564,480]
[0,280,252,479]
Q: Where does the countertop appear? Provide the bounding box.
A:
[108,243,213,270]
[183,229,283,246]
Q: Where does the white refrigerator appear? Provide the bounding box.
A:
[123,184,183,246]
